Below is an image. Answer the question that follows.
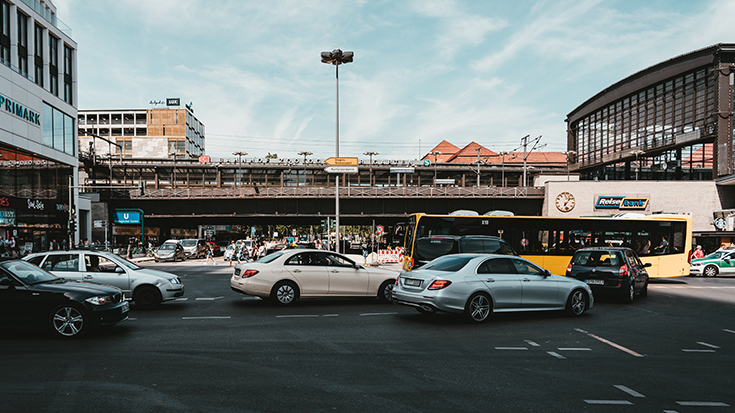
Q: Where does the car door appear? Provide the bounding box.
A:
[624,250,647,290]
[284,252,329,296]
[720,252,735,274]
[475,257,522,309]
[41,253,83,281]
[82,253,131,296]
[321,252,369,296]
[510,257,559,307]
[0,264,52,328]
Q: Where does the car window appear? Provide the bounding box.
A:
[0,271,15,286]
[461,239,484,253]
[84,254,120,272]
[0,261,57,285]
[477,258,515,274]
[322,253,355,267]
[26,255,44,266]
[43,254,79,272]
[257,251,283,263]
[286,253,323,266]
[510,258,544,275]
[416,237,459,261]
[571,251,620,267]
[423,255,473,272]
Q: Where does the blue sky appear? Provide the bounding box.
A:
[58,0,733,160]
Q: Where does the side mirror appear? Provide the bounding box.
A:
[643,263,652,268]
[115,267,125,273]
[543,269,551,277]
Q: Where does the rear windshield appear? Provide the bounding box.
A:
[571,251,621,267]
[181,240,197,246]
[422,255,473,272]
[460,238,516,255]
[416,237,458,261]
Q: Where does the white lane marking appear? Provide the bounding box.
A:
[322,314,339,317]
[195,296,224,301]
[676,401,730,407]
[696,342,720,349]
[175,298,189,301]
[682,349,716,353]
[495,347,528,350]
[663,410,679,413]
[614,385,645,398]
[525,340,540,347]
[359,312,398,316]
[724,329,735,334]
[276,315,320,318]
[584,400,633,405]
[182,316,231,319]
[558,348,592,351]
[575,328,644,357]
[547,351,566,360]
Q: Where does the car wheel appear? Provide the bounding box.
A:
[640,281,648,297]
[134,286,162,310]
[566,289,588,316]
[704,265,718,277]
[49,304,88,338]
[271,281,299,306]
[464,292,492,323]
[154,259,159,263]
[378,280,394,302]
[621,283,634,304]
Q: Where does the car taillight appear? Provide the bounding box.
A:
[566,263,572,277]
[618,265,628,277]
[242,269,259,278]
[428,280,452,290]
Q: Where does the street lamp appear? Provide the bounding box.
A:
[364,151,378,186]
[565,150,576,181]
[168,152,178,189]
[499,151,510,187]
[630,150,644,180]
[430,151,442,186]
[298,151,312,186]
[233,151,247,187]
[321,48,354,253]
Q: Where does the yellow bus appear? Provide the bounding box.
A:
[402,212,692,278]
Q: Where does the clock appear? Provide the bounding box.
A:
[555,192,575,212]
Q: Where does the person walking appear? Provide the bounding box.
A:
[228,240,236,267]
[205,244,216,265]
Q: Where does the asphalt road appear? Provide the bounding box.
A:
[2,258,734,412]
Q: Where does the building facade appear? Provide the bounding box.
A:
[78,106,205,159]
[0,0,80,253]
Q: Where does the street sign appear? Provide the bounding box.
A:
[94,220,106,228]
[324,166,358,174]
[113,211,141,224]
[423,159,431,166]
[390,167,415,174]
[435,179,456,185]
[375,225,384,235]
[324,157,358,166]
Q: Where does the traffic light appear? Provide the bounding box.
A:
[68,219,77,233]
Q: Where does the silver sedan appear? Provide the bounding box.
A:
[230,249,398,305]
[392,254,593,322]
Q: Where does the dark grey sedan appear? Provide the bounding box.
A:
[392,254,593,322]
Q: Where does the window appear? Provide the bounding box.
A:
[49,35,58,96]
[0,1,10,66]
[63,45,73,104]
[477,258,514,274]
[510,258,544,275]
[17,12,28,76]
[34,24,43,86]
[42,102,75,156]
[42,254,79,272]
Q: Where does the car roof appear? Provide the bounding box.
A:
[418,235,505,240]
[573,247,633,252]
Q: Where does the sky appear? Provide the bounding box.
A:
[56,0,734,161]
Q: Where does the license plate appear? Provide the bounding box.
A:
[586,279,604,285]
[405,279,421,287]
[122,302,130,313]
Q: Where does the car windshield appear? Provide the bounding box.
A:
[159,244,175,250]
[182,240,197,247]
[101,253,140,270]
[571,251,620,267]
[0,260,58,285]
[415,237,459,261]
[422,255,473,272]
[704,251,728,260]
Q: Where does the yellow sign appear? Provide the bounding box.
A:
[324,157,358,166]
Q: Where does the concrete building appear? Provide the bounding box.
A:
[0,0,85,252]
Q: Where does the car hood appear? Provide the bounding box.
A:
[32,279,121,295]
[134,268,180,282]
[691,258,714,265]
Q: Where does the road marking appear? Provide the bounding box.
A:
[182,316,231,319]
[663,410,679,413]
[525,340,540,347]
[276,315,320,318]
[614,385,645,398]
[495,347,528,350]
[195,296,224,301]
[547,351,566,359]
[676,401,730,407]
[175,298,189,301]
[558,348,592,351]
[575,328,644,357]
[696,342,720,349]
[682,349,716,353]
[724,329,735,334]
[584,400,633,405]
[322,314,339,317]
[360,312,398,316]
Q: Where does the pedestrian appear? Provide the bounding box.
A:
[692,245,704,260]
[361,240,369,264]
[257,241,267,260]
[228,240,236,267]
[49,239,57,251]
[127,244,133,259]
[205,244,216,265]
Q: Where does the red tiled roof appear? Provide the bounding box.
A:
[446,142,497,163]
[422,140,566,165]
[421,140,459,163]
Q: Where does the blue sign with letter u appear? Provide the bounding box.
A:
[113,211,141,224]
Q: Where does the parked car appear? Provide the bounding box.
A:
[410,235,517,269]
[0,259,129,338]
[23,250,185,310]
[181,239,207,259]
[216,241,230,256]
[230,249,398,305]
[690,250,735,277]
[566,247,649,303]
[154,243,186,262]
[392,254,593,322]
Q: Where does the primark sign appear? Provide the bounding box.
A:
[0,92,41,126]
[595,196,649,210]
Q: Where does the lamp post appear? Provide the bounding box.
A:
[565,150,576,181]
[233,151,247,187]
[298,151,312,186]
[364,151,378,186]
[630,150,644,180]
[429,151,442,186]
[168,152,178,189]
[321,48,353,253]
[499,151,509,187]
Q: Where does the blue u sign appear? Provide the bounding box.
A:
[113,211,141,224]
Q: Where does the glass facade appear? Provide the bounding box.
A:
[42,102,75,156]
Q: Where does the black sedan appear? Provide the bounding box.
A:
[565,247,650,303]
[0,259,129,338]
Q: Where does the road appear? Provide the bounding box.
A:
[1,258,734,412]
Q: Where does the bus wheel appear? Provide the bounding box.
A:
[704,265,718,277]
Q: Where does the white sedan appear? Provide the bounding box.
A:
[230,249,398,305]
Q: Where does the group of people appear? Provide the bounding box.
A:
[1,237,19,257]
[226,240,269,266]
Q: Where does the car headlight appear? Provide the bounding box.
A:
[86,295,113,306]
[170,277,181,285]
